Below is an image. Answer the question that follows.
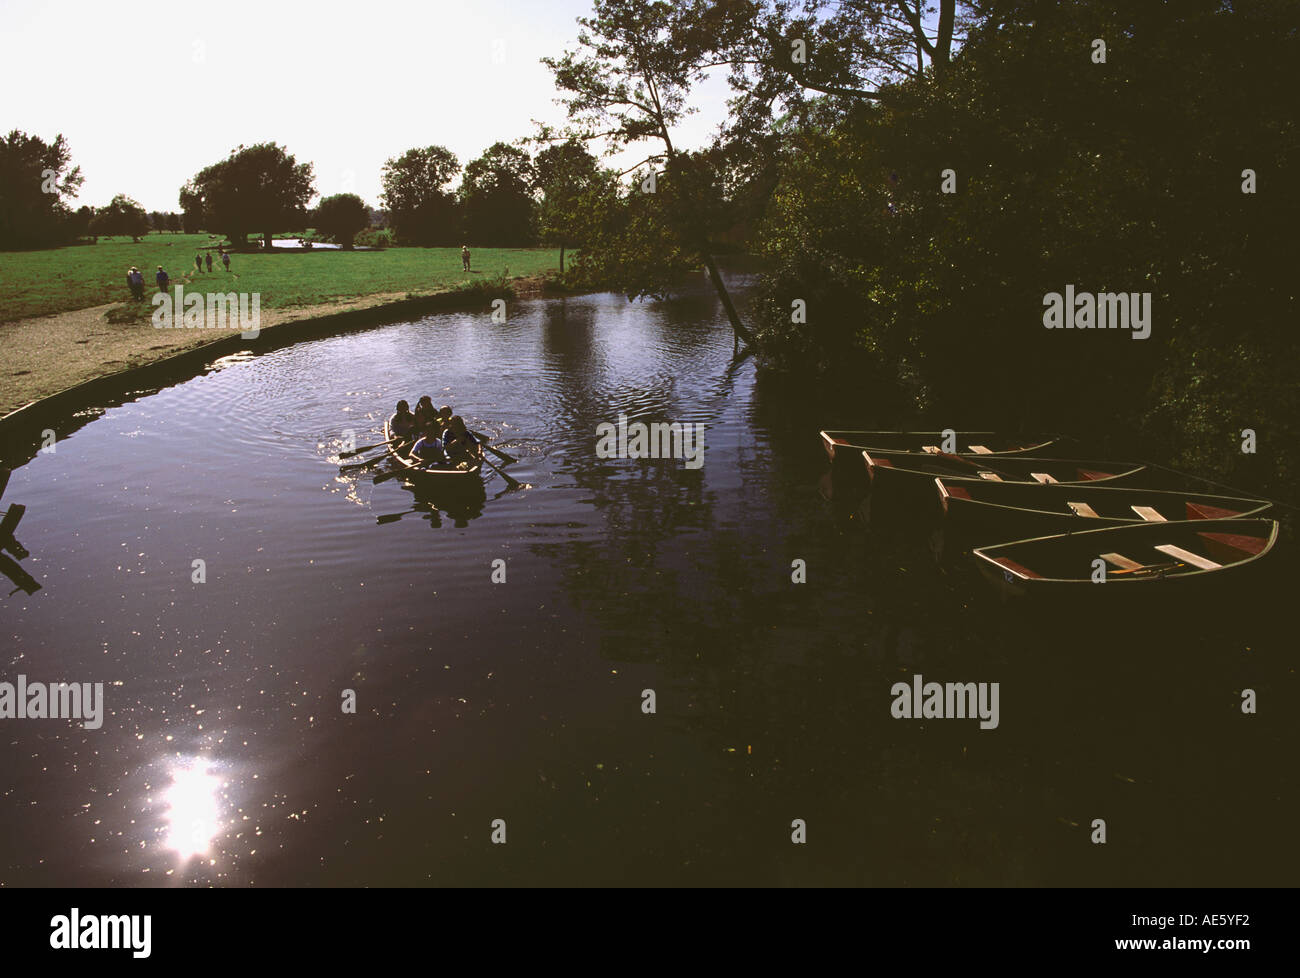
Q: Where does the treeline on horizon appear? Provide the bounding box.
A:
[2,0,1297,499]
[0,134,609,255]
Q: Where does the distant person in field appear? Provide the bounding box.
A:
[221,250,231,271]
[461,245,470,272]
[156,266,169,291]
[205,253,213,272]
[194,253,203,274]
[126,266,143,300]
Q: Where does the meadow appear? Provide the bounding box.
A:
[0,234,563,322]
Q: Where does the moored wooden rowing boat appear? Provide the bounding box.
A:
[972,518,1279,600]
[862,450,1144,515]
[819,430,1053,464]
[936,479,1271,548]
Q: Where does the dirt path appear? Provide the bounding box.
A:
[0,280,547,417]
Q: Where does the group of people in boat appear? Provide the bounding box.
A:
[388,396,482,468]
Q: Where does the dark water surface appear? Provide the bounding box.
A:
[2,277,1294,886]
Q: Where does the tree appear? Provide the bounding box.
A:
[314,193,370,249]
[90,194,150,241]
[543,0,755,345]
[67,205,95,241]
[726,0,967,109]
[148,210,167,233]
[180,142,315,249]
[165,212,182,233]
[179,186,204,233]
[0,130,84,249]
[747,0,1299,498]
[380,145,461,246]
[535,141,604,272]
[460,142,538,246]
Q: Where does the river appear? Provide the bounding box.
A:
[1,272,1293,886]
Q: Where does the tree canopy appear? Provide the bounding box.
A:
[90,194,150,241]
[313,193,370,249]
[380,145,462,246]
[460,142,538,247]
[180,142,315,249]
[0,130,84,249]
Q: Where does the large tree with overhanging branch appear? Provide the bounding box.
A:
[542,0,758,346]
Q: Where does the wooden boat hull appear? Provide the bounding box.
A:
[384,420,484,486]
[936,479,1272,554]
[863,449,1145,517]
[819,430,1053,465]
[972,518,1279,603]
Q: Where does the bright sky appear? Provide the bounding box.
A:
[1,0,734,212]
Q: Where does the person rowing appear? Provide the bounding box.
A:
[409,427,448,465]
[442,415,481,465]
[437,405,454,435]
[388,400,417,445]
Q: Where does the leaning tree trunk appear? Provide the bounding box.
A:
[559,243,565,275]
[657,127,755,349]
[263,231,273,251]
[701,251,755,347]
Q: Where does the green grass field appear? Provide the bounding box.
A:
[0,233,563,321]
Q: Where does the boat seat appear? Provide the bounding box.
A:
[1031,472,1058,484]
[978,471,1003,481]
[1131,505,1166,522]
[1154,544,1221,570]
[1101,552,1144,570]
[992,556,1041,579]
[967,445,992,454]
[923,445,940,453]
[1068,501,1101,518]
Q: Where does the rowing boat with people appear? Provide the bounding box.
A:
[383,418,484,485]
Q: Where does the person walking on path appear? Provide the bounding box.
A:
[156,266,170,292]
[194,253,203,274]
[461,245,470,272]
[221,250,231,272]
[205,253,213,272]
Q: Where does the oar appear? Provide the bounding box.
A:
[340,437,398,459]
[480,452,522,490]
[471,431,516,465]
[377,503,433,524]
[339,452,389,472]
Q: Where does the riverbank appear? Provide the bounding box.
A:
[0,273,556,423]
[0,236,562,322]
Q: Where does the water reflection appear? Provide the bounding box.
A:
[159,757,227,861]
[0,471,40,596]
[2,264,1292,886]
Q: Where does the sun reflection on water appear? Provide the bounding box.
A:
[161,759,225,860]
